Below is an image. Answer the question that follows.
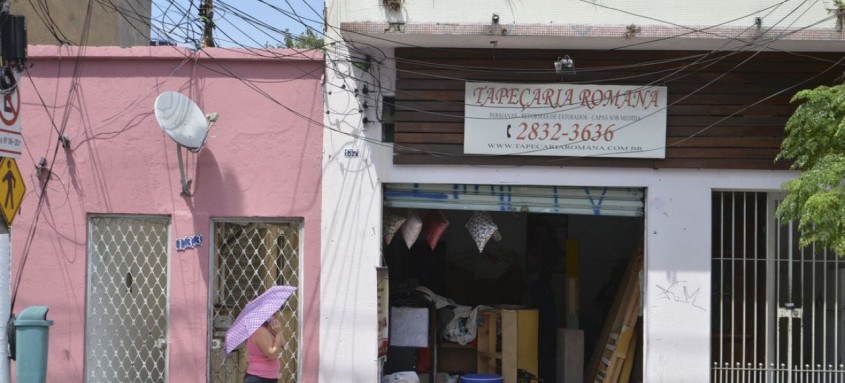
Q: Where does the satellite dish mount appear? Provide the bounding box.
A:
[154,91,218,196]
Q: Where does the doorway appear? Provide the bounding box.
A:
[711,192,845,381]
[85,216,170,383]
[381,183,645,383]
[208,220,301,383]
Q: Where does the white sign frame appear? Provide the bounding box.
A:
[0,69,22,159]
[464,82,667,159]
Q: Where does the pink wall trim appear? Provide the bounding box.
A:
[28,45,323,61]
[11,46,322,382]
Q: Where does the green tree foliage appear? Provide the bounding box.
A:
[284,29,324,49]
[776,83,845,254]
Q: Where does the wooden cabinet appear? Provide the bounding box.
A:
[477,309,539,383]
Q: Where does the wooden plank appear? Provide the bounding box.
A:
[391,149,788,169]
[517,310,539,379]
[608,291,641,382]
[394,100,795,116]
[601,274,641,383]
[665,147,780,159]
[396,79,464,90]
[391,154,655,167]
[396,100,464,113]
[664,136,782,148]
[587,247,643,383]
[395,135,784,149]
[618,325,638,383]
[392,143,781,161]
[477,311,497,374]
[666,104,793,116]
[398,69,660,83]
[394,111,462,122]
[666,115,788,127]
[395,89,464,102]
[395,122,463,133]
[667,93,792,105]
[666,125,785,137]
[502,310,519,383]
[394,132,463,144]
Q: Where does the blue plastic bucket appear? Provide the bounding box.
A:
[460,374,503,383]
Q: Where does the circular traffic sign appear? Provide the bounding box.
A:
[0,68,19,127]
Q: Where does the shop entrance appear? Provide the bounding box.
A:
[381,184,645,383]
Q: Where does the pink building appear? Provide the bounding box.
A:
[10,46,323,382]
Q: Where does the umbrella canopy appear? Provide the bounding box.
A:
[225,285,297,355]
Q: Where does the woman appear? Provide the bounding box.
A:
[244,315,284,383]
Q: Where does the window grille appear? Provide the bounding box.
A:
[209,221,301,383]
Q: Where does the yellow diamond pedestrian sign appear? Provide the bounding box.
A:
[0,158,24,225]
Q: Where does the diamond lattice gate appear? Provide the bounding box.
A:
[209,221,301,383]
[85,216,170,383]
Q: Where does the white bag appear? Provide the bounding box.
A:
[382,371,420,383]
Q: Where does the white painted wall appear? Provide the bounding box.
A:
[321,114,796,383]
[322,2,806,382]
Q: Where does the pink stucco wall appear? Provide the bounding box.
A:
[10,46,323,382]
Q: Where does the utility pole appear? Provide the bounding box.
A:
[199,0,215,48]
[0,2,10,382]
[0,0,26,381]
[0,6,11,383]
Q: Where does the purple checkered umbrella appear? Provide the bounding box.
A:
[225,285,297,355]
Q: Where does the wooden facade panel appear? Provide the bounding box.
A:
[395,122,463,133]
[395,134,783,149]
[391,48,842,169]
[664,147,780,159]
[396,89,464,101]
[397,67,807,85]
[663,137,783,148]
[392,102,792,120]
[666,125,784,137]
[392,144,789,169]
[395,111,462,122]
[395,132,463,144]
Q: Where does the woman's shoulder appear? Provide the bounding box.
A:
[252,325,273,338]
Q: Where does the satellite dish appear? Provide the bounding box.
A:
[153,91,218,195]
[154,91,215,151]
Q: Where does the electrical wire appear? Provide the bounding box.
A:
[54,0,844,166]
[21,0,836,167]
[9,1,845,292]
[11,0,95,309]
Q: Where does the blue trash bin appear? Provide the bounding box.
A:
[460,373,503,383]
[14,306,53,383]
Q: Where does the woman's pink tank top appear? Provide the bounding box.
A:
[246,333,281,379]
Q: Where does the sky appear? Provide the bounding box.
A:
[150,0,325,48]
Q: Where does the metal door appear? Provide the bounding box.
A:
[85,216,170,383]
[711,192,845,382]
[208,220,301,383]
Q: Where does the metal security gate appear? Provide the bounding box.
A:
[384,183,645,217]
[209,221,301,383]
[85,216,170,383]
[712,192,845,382]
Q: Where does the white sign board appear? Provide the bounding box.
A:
[0,71,22,159]
[464,82,667,158]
